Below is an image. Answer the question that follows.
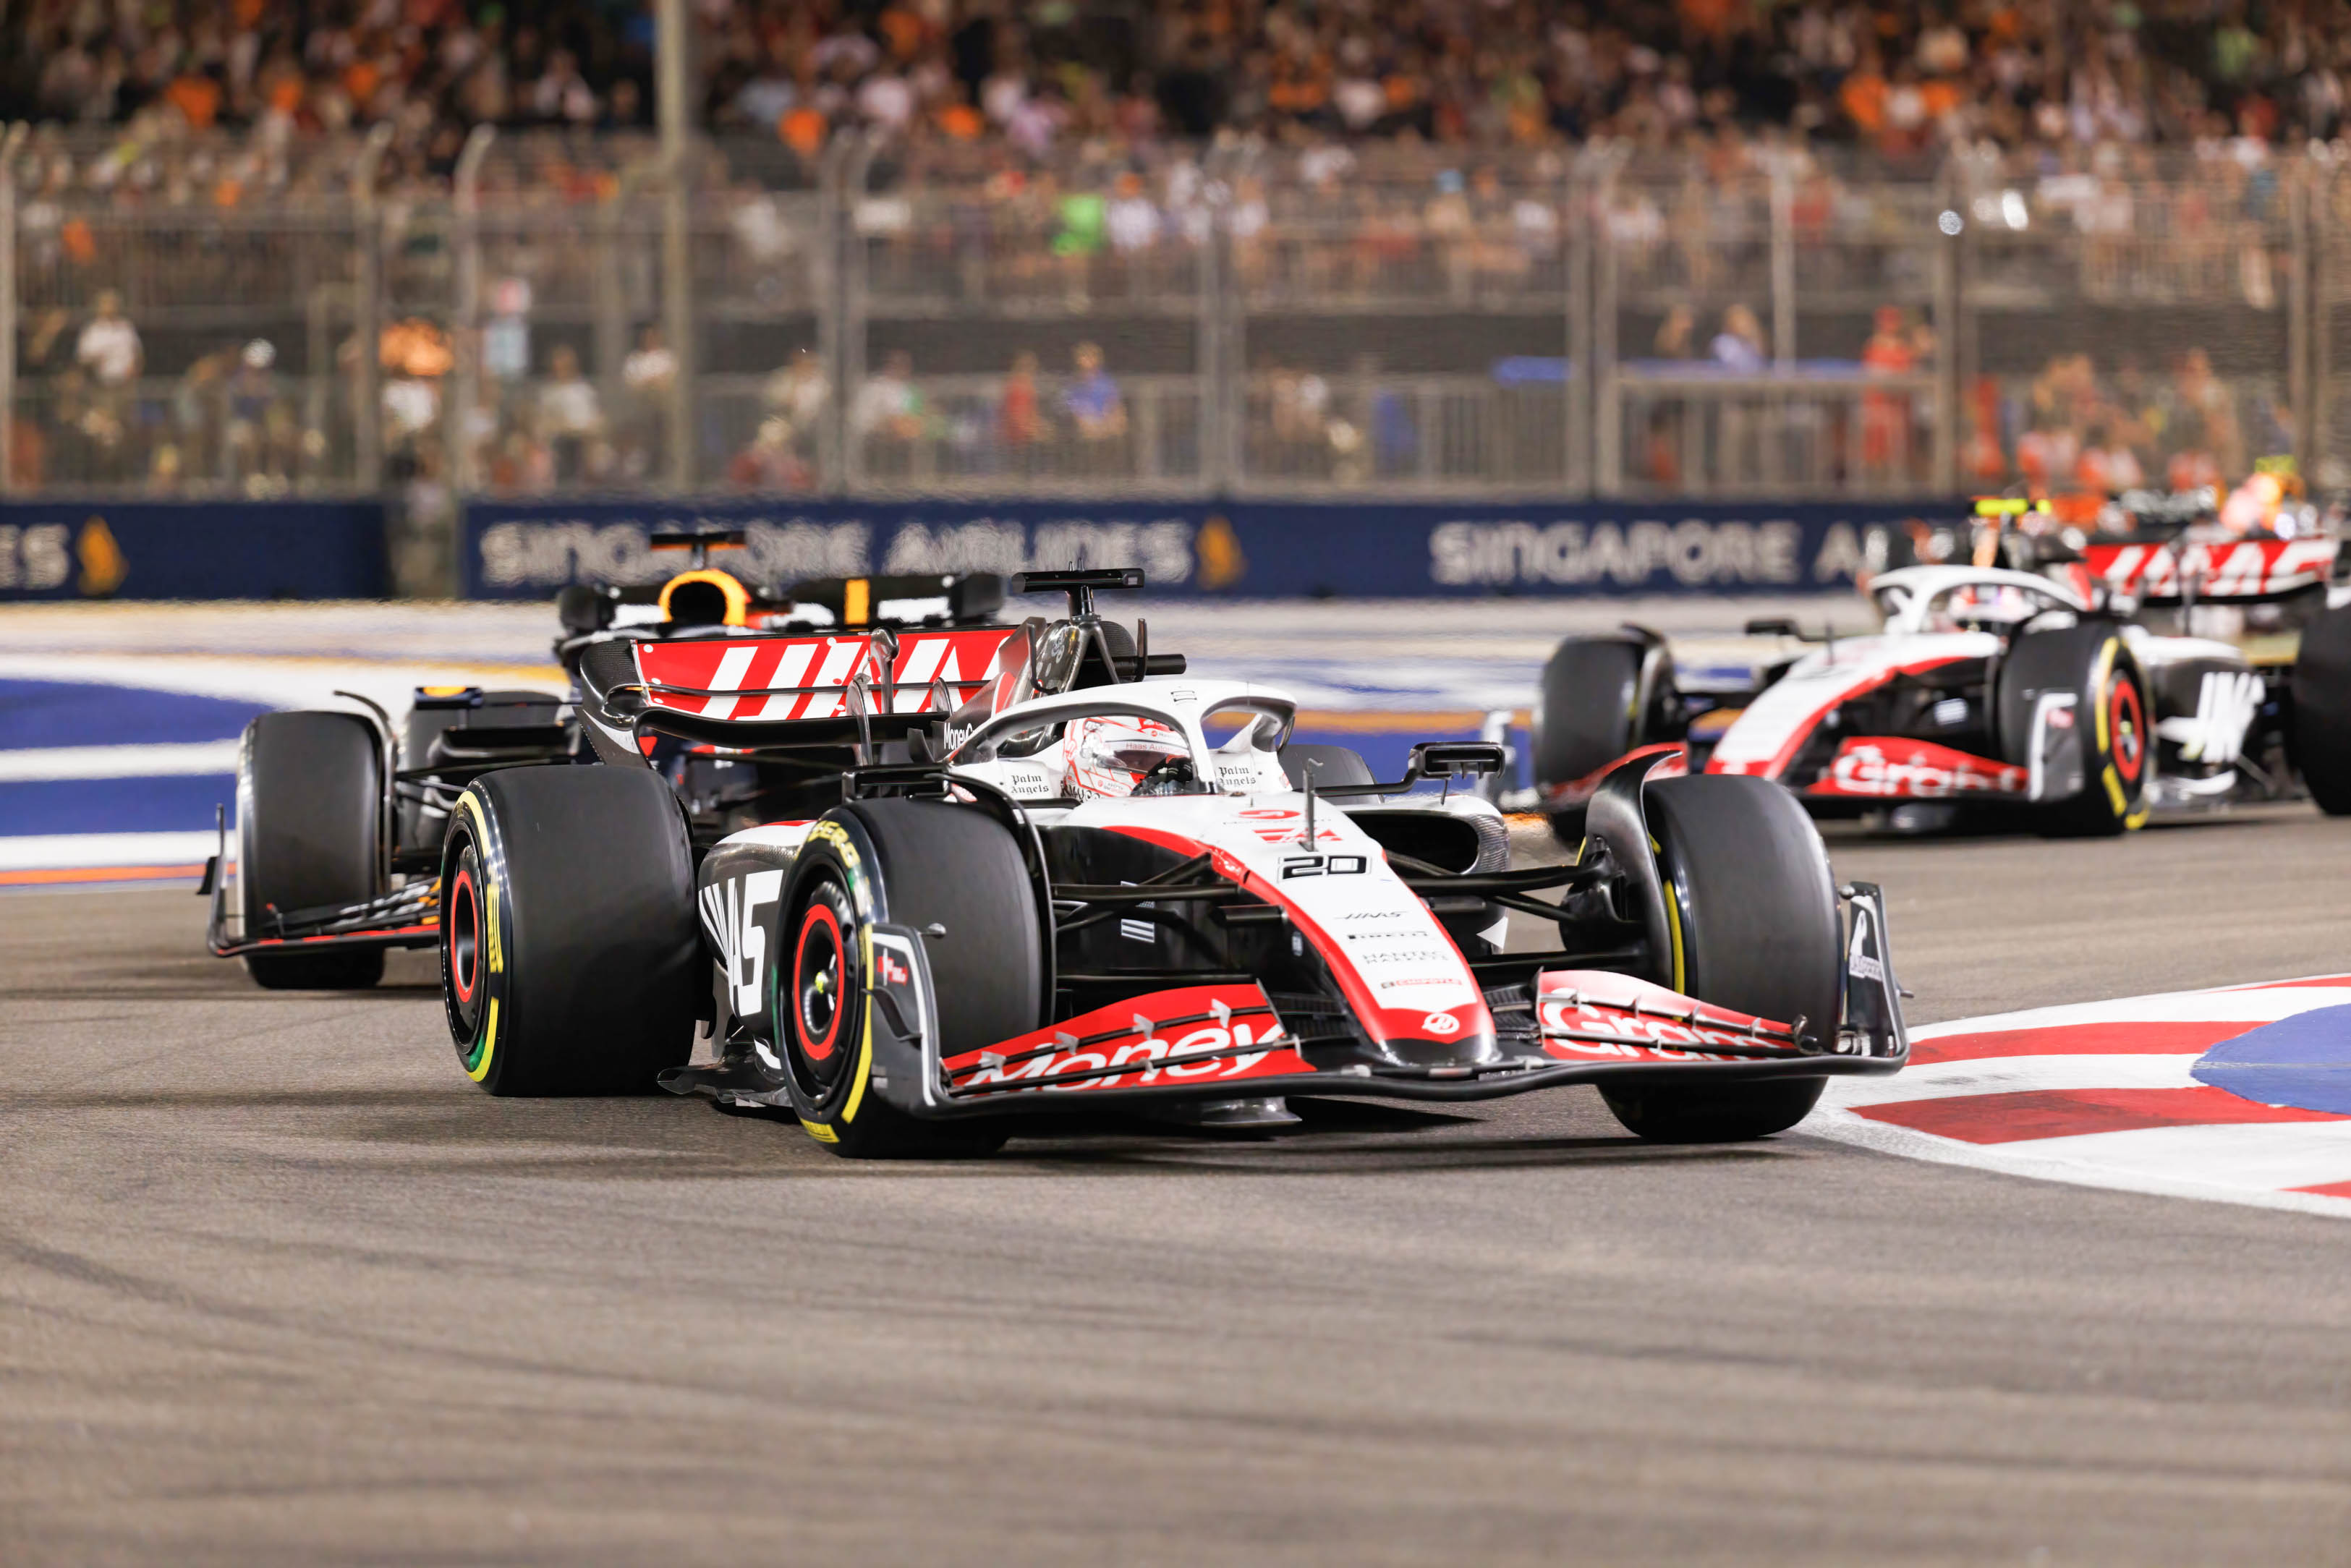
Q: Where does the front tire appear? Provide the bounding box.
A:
[1997,623,2149,836]
[439,764,698,1095]
[237,710,385,990]
[1597,774,1837,1142]
[779,799,1044,1157]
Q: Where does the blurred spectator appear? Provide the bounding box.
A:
[1860,305,1918,474]
[1000,351,1043,452]
[621,324,677,478]
[1654,306,1698,360]
[1709,306,1766,373]
[537,345,603,483]
[75,290,140,396]
[1061,343,1126,443]
[760,348,830,470]
[728,417,812,491]
[851,349,926,444]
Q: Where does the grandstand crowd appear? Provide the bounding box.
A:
[0,2,2338,503]
[4,0,2348,161]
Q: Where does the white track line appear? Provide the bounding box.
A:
[0,741,241,781]
[0,832,222,870]
[1810,1108,2351,1219]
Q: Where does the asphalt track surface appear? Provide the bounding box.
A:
[4,808,2348,1564]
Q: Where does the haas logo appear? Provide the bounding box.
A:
[1422,1011,1463,1036]
[700,870,783,1018]
[2177,670,2261,766]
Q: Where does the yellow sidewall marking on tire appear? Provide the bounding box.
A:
[2092,639,2118,754]
[1651,833,1686,994]
[841,928,873,1125]
[2103,765,2127,815]
[799,1118,839,1143]
[467,998,499,1082]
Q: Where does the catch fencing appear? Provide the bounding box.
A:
[4,123,2347,516]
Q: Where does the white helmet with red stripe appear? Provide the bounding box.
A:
[1059,715,1190,798]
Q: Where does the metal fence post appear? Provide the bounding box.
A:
[2315,155,2337,487]
[1566,155,1589,498]
[1197,146,1228,495]
[1769,148,1795,366]
[2289,158,2315,485]
[351,122,394,492]
[1595,162,1622,498]
[662,148,696,490]
[451,125,493,495]
[816,132,849,496]
[1932,155,1961,495]
[840,133,877,497]
[0,124,27,496]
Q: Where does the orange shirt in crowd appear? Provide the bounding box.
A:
[164,74,221,129]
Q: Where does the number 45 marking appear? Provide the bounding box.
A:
[1280,853,1369,879]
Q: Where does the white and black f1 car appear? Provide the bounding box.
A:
[1528,502,2351,837]
[439,562,1902,1156]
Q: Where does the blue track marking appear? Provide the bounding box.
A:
[0,681,265,867]
[2191,1005,2351,1116]
[0,774,238,836]
[0,679,268,750]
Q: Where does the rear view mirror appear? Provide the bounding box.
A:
[1744,616,1801,638]
[1408,741,1505,780]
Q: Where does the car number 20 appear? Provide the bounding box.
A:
[1281,853,1368,879]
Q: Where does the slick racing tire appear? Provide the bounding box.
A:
[1597,774,1839,1143]
[778,798,1043,1158]
[439,764,698,1095]
[1278,743,1375,797]
[237,710,386,991]
[1532,635,1675,842]
[1997,623,2150,836]
[2290,602,2351,816]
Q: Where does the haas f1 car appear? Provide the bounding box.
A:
[212,549,1906,1155]
[1530,503,2351,837]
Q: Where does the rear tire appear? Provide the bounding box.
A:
[1997,623,2149,836]
[2290,602,2351,815]
[780,798,1042,1157]
[439,764,698,1095]
[1597,774,1837,1142]
[237,710,383,990]
[1533,636,1673,841]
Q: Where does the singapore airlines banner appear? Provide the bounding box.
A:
[461,497,1961,601]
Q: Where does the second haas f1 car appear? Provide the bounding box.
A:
[213,548,1906,1155]
[1530,503,2351,837]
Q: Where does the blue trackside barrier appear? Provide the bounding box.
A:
[0,501,390,601]
[462,497,1967,601]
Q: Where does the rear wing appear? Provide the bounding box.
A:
[2083,536,2339,604]
[618,626,1024,747]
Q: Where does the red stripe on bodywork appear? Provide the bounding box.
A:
[1100,822,1495,1049]
[1707,656,1970,781]
[1910,1021,2265,1064]
[1853,1086,2347,1143]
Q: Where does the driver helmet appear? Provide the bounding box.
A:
[1061,715,1189,798]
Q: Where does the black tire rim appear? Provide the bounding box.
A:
[790,880,853,1089]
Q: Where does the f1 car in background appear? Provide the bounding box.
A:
[203,528,1001,988]
[1527,494,2351,838]
[213,538,1909,1153]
